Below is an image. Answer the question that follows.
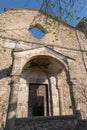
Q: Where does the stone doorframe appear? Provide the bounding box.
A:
[6,46,70,130]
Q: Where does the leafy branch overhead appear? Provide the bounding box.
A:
[36,0,86,24]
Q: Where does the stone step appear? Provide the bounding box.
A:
[15,116,77,130]
[15,116,87,130]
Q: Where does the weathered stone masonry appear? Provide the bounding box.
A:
[0,9,87,130]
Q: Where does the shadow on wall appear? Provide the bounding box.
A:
[4,116,16,130]
[0,66,12,79]
[4,102,17,130]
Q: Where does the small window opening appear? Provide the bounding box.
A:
[29,26,46,39]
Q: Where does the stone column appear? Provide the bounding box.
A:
[58,86,65,115]
[50,76,59,115]
[57,73,65,115]
[6,76,20,130]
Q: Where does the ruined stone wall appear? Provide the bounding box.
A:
[0,8,87,129]
[0,47,12,128]
[0,9,86,49]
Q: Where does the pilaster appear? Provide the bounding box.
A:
[6,75,20,130]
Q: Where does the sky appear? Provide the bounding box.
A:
[0,0,87,27]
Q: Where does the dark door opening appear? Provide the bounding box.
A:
[33,96,44,116]
[28,84,49,117]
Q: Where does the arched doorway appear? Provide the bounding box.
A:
[6,47,74,130]
[16,55,73,117]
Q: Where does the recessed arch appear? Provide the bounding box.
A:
[22,55,66,75]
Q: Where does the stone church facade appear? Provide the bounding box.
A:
[0,9,87,130]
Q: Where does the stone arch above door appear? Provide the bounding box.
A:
[12,46,68,76]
